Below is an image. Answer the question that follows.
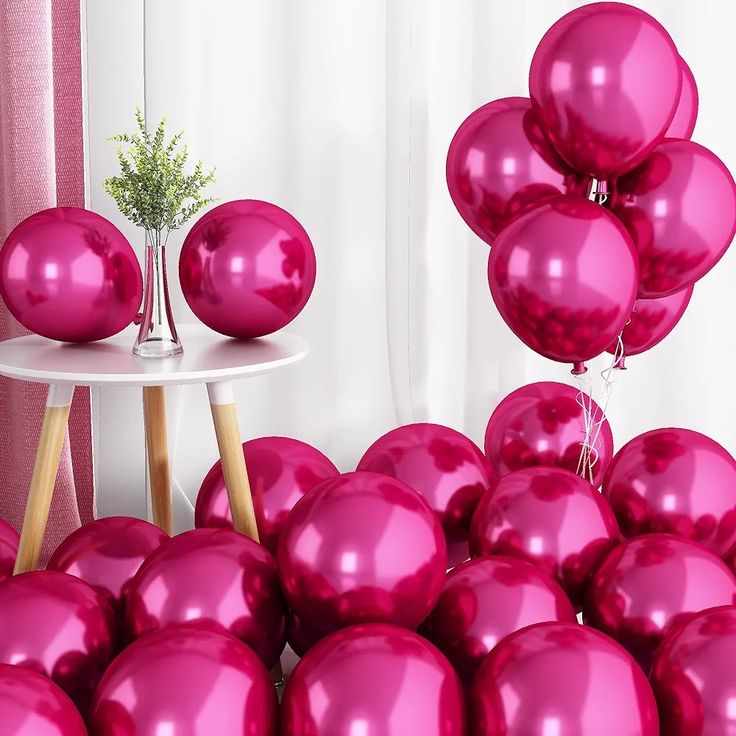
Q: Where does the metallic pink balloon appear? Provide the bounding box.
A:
[488,195,638,373]
[0,570,117,713]
[446,97,574,245]
[470,621,659,735]
[583,533,736,671]
[423,556,576,684]
[357,422,496,569]
[0,207,142,342]
[194,436,339,556]
[88,626,277,735]
[529,2,681,178]
[281,624,466,735]
[0,664,86,736]
[602,428,736,558]
[470,466,620,607]
[0,518,19,582]
[651,605,736,735]
[666,57,699,139]
[47,516,168,611]
[125,527,286,669]
[615,139,736,298]
[179,199,316,338]
[484,381,613,488]
[277,471,447,636]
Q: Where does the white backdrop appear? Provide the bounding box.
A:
[84,0,736,526]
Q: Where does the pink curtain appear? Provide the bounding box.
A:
[0,0,93,560]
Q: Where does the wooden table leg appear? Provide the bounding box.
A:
[143,385,173,535]
[14,384,75,574]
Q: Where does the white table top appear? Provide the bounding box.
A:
[0,324,308,387]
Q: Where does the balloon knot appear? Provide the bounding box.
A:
[571,361,588,375]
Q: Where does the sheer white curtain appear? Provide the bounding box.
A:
[85,0,736,525]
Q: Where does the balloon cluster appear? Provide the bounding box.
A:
[448,2,736,373]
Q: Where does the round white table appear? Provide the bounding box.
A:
[0,324,308,573]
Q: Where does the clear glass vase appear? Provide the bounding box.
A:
[133,242,183,358]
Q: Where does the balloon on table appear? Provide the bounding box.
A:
[125,527,286,669]
[88,627,277,736]
[0,518,18,582]
[194,436,339,556]
[281,624,466,735]
[0,207,142,342]
[665,57,699,140]
[470,621,659,735]
[179,199,316,338]
[488,195,638,374]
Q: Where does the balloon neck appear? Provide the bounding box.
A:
[586,177,609,207]
[615,355,627,370]
[571,361,588,375]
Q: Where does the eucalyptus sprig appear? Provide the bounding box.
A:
[104,108,216,248]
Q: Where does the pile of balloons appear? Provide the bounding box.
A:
[448,2,736,373]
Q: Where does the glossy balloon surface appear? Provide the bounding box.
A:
[0,207,142,342]
[0,518,18,582]
[194,436,339,555]
[666,57,698,139]
[281,624,466,735]
[179,199,316,338]
[125,527,286,668]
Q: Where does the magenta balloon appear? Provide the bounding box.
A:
[88,627,277,735]
[0,570,117,713]
[0,518,19,583]
[470,621,659,735]
[423,556,576,684]
[281,624,466,735]
[529,2,681,178]
[583,533,736,671]
[194,436,339,555]
[666,57,699,139]
[615,139,736,298]
[484,381,613,487]
[602,428,736,557]
[488,195,638,372]
[125,527,286,669]
[470,467,619,607]
[0,664,86,736]
[0,207,142,342]
[446,96,574,245]
[277,471,447,636]
[179,199,316,338]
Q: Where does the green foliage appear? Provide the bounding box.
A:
[104,108,216,245]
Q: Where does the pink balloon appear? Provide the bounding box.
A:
[484,381,613,488]
[0,207,142,342]
[470,621,659,735]
[357,423,496,568]
[125,527,286,669]
[88,627,277,735]
[488,195,638,373]
[46,516,168,611]
[666,57,699,139]
[0,664,86,736]
[281,624,466,735]
[0,518,18,583]
[194,436,339,556]
[602,428,736,557]
[583,533,736,670]
[470,466,620,607]
[423,556,576,684]
[0,570,117,713]
[446,97,574,245]
[179,199,316,338]
[277,471,447,636]
[529,2,681,178]
[615,139,736,298]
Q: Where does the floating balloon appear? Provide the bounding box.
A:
[470,466,619,607]
[179,199,316,338]
[666,57,699,139]
[278,471,447,636]
[125,527,286,669]
[529,2,681,178]
[0,207,142,342]
[281,624,466,735]
[194,436,339,556]
[484,381,613,487]
[0,519,18,582]
[583,533,736,670]
[488,195,638,373]
[88,627,277,735]
[470,621,659,735]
